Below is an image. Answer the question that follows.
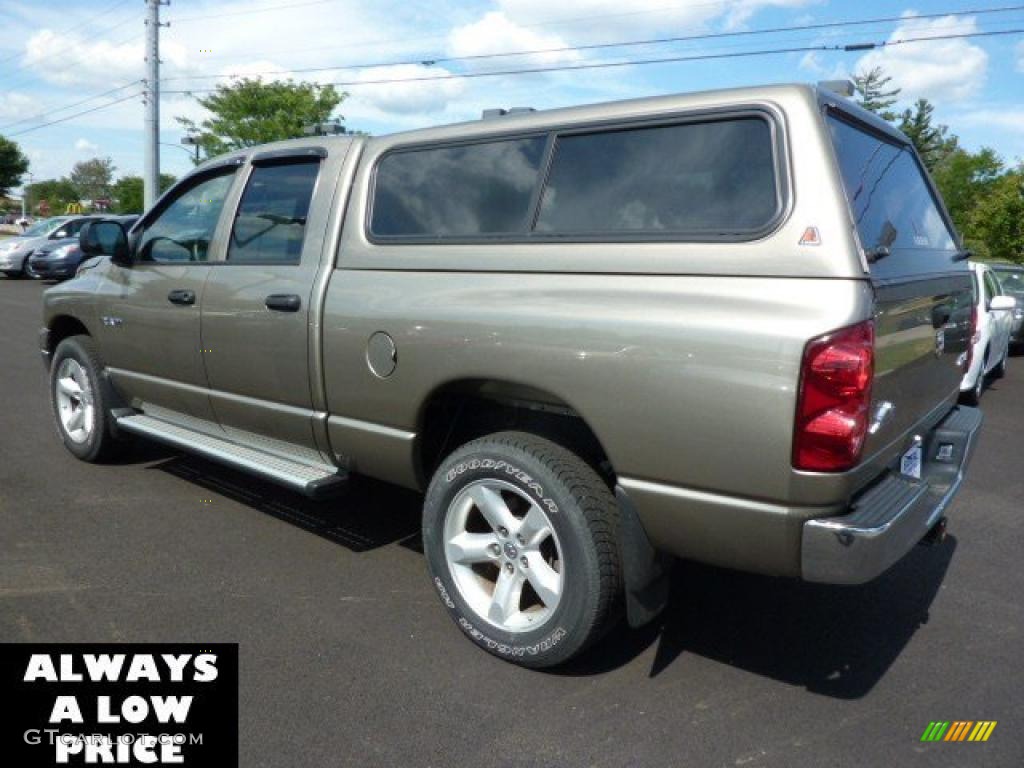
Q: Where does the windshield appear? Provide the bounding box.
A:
[826,114,956,258]
[994,268,1024,298]
[21,217,70,238]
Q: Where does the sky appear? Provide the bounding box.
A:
[1,0,1023,190]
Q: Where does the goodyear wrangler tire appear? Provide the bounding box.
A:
[422,431,621,668]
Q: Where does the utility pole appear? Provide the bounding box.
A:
[143,0,168,210]
[21,171,33,220]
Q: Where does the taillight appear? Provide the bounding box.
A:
[793,320,875,472]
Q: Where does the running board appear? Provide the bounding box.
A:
[116,413,348,498]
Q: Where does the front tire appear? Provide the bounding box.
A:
[49,335,122,462]
[423,431,621,668]
[993,346,1008,379]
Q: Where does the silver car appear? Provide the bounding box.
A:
[0,216,97,277]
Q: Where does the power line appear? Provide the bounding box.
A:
[0,0,133,68]
[162,27,1024,95]
[6,91,142,138]
[0,20,141,95]
[0,81,142,133]
[170,0,339,23]
[158,4,1024,84]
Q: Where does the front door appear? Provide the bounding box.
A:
[200,154,328,460]
[94,167,241,424]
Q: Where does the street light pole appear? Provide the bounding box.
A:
[180,135,201,163]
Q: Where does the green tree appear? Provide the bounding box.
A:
[969,169,1024,264]
[112,173,176,214]
[853,67,900,122]
[70,156,116,201]
[176,78,346,162]
[0,135,29,197]
[932,147,1003,237]
[898,99,957,171]
[26,178,79,214]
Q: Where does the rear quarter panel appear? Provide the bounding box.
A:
[321,273,873,501]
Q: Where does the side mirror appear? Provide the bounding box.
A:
[990,295,1016,312]
[80,220,131,267]
[53,229,68,239]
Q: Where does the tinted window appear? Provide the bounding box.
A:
[65,219,93,236]
[371,137,546,237]
[535,118,778,235]
[228,161,319,264]
[827,115,956,255]
[139,171,236,263]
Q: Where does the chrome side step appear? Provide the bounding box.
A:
[116,413,348,498]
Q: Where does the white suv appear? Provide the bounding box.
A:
[961,261,1016,404]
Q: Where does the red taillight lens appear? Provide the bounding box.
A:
[793,320,875,472]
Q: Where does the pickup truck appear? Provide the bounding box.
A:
[41,83,982,668]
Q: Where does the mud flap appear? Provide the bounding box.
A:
[615,484,672,627]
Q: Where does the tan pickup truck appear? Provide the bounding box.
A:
[41,83,981,667]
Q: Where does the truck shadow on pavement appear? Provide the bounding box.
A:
[149,453,423,553]
[565,538,956,698]
[145,447,954,697]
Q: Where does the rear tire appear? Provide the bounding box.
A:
[422,431,621,668]
[965,347,990,405]
[49,335,123,462]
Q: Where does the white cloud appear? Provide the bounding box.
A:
[856,14,988,104]
[21,29,191,89]
[958,108,1024,135]
[448,12,581,69]
[345,64,465,115]
[494,0,814,40]
[799,51,850,82]
[0,91,41,123]
[723,0,819,30]
[73,138,99,154]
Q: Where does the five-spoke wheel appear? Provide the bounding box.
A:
[444,479,563,633]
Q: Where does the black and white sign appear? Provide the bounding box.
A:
[2,644,238,766]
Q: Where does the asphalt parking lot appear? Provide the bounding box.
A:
[1,276,1021,768]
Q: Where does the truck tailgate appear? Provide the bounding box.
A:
[826,111,973,469]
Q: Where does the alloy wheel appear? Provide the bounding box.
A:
[443,479,563,633]
[55,358,95,444]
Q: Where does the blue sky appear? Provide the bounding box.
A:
[1,0,1023,189]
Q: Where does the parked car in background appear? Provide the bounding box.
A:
[961,261,1017,404]
[991,263,1024,351]
[28,215,139,281]
[0,216,99,277]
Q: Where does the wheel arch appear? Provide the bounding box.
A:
[45,315,93,359]
[415,378,615,489]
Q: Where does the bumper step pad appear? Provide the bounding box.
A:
[801,406,983,584]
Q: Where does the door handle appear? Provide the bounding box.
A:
[265,293,301,312]
[167,289,196,306]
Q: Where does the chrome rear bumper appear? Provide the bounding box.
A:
[801,406,983,584]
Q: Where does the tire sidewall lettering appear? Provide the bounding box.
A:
[444,457,559,516]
